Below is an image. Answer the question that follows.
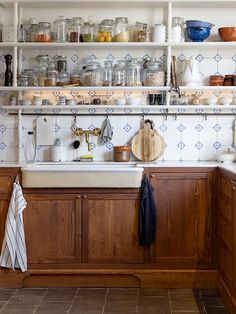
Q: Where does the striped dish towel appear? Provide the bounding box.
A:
[0,178,27,272]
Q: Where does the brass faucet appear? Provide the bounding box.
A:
[74,127,101,151]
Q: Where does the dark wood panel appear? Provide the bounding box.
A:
[0,168,20,194]
[24,194,81,264]
[149,171,213,265]
[82,194,144,264]
[0,195,10,251]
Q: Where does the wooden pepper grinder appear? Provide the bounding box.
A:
[4,54,13,86]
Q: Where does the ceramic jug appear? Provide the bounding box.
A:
[182,56,202,87]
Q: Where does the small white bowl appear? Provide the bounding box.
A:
[116,98,126,105]
[219,96,233,106]
[205,96,218,106]
[21,99,32,106]
[126,97,141,106]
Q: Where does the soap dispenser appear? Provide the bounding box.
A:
[51,138,67,162]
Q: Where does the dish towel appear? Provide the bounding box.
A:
[0,177,28,272]
[100,117,113,145]
[139,175,157,245]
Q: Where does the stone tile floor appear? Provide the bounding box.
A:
[0,287,230,314]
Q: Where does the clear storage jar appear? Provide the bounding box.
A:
[98,19,114,42]
[37,66,47,86]
[171,17,184,42]
[143,60,165,86]
[126,60,142,86]
[82,62,104,86]
[37,22,51,42]
[113,60,126,86]
[114,17,129,42]
[103,61,113,86]
[82,21,97,42]
[69,17,83,42]
[133,22,148,42]
[57,55,67,73]
[54,16,68,42]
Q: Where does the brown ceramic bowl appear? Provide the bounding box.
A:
[218,27,236,41]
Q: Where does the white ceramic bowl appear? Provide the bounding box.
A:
[219,96,233,105]
[116,98,126,105]
[21,99,32,106]
[205,96,218,105]
[217,150,236,163]
[126,97,141,106]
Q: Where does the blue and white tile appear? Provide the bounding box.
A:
[163,145,181,161]
[3,146,17,162]
[218,59,235,76]
[199,145,217,161]
[163,128,181,146]
[181,145,200,161]
[217,128,234,147]
[182,128,200,144]
[56,116,73,129]
[3,115,18,129]
[3,128,17,146]
[200,129,217,147]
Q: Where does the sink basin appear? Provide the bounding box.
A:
[21,163,144,188]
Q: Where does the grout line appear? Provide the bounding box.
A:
[101,288,109,314]
[0,289,17,313]
[32,288,48,314]
[66,287,79,314]
[168,289,173,314]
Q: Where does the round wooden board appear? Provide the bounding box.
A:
[131,123,165,161]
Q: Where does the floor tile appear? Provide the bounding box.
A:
[104,300,138,312]
[0,289,16,301]
[106,292,138,301]
[69,296,105,314]
[34,301,71,314]
[15,288,46,296]
[0,302,7,310]
[140,288,168,296]
[205,306,230,314]
[7,295,43,306]
[0,304,36,314]
[201,296,225,307]
[76,288,107,297]
[43,288,77,302]
[139,296,171,314]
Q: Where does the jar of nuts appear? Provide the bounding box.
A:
[82,62,104,86]
[143,60,165,86]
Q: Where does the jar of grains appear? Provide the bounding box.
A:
[143,60,165,86]
[82,62,104,86]
[114,17,129,42]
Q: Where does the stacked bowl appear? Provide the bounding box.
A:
[186,20,214,42]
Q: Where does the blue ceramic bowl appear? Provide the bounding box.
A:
[186,20,214,29]
[186,26,211,42]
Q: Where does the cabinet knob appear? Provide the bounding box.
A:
[76,195,81,199]
[83,195,87,199]
[150,174,155,178]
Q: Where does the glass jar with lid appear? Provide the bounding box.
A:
[171,17,184,42]
[82,62,104,86]
[143,60,165,86]
[82,21,97,42]
[56,55,67,73]
[36,54,50,68]
[37,66,47,86]
[29,19,39,42]
[18,74,29,86]
[37,22,51,42]
[103,61,113,86]
[57,71,69,86]
[45,61,58,86]
[54,16,68,42]
[126,60,142,86]
[69,17,84,42]
[70,69,82,85]
[133,22,148,42]
[98,19,114,42]
[113,60,126,86]
[114,17,129,42]
[22,69,37,86]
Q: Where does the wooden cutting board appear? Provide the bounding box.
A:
[131,121,165,161]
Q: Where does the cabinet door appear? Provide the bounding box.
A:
[24,193,81,264]
[149,171,213,266]
[0,195,10,251]
[232,180,236,291]
[82,193,144,264]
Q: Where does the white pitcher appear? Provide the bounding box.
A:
[182,56,202,87]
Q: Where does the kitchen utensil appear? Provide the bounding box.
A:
[71,140,80,149]
[218,27,236,41]
[170,56,180,97]
[131,120,165,161]
[36,116,55,146]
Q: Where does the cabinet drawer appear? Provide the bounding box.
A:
[218,244,233,282]
[0,175,14,193]
[218,197,232,221]
[220,176,232,199]
[218,215,232,251]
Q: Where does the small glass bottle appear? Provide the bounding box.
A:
[126,59,142,86]
[82,19,97,42]
[54,16,68,43]
[18,24,26,42]
[69,17,83,42]
[113,60,126,86]
[25,131,36,163]
[98,19,114,42]
[103,61,113,86]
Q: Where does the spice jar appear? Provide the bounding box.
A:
[29,19,39,42]
[113,60,126,86]
[82,62,104,86]
[69,17,83,42]
[114,17,129,42]
[98,19,114,42]
[103,61,113,86]
[143,60,165,86]
[37,22,51,42]
[113,146,131,162]
[54,16,68,42]
[171,17,184,42]
[82,21,97,42]
[45,62,58,86]
[37,66,47,86]
[126,60,142,86]
[70,69,82,85]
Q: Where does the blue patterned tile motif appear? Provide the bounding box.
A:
[71,54,79,62]
[0,54,5,62]
[34,109,42,114]
[177,141,185,149]
[34,91,43,96]
[0,72,4,80]
[106,54,115,61]
[89,141,96,150]
[105,142,113,150]
[124,54,132,61]
[0,92,6,97]
[159,124,167,132]
[55,123,60,132]
[213,142,221,149]
[88,90,96,96]
[89,54,96,61]
[52,108,60,114]
[52,91,60,97]
[232,54,236,62]
[195,108,204,113]
[124,91,132,97]
[159,54,166,62]
[141,108,150,114]
[195,124,203,132]
[195,142,203,150]
[0,143,6,150]
[0,124,6,133]
[177,108,186,114]
[178,53,185,62]
[88,124,95,131]
[106,91,114,97]
[123,124,132,132]
[213,124,221,132]
[106,108,113,114]
[123,108,132,113]
[142,54,151,61]
[88,108,96,114]
[177,124,185,132]
[231,108,236,113]
[214,90,222,97]
[70,108,78,114]
[0,108,6,115]
[69,91,78,97]
[213,108,222,114]
[196,54,204,62]
[213,54,222,62]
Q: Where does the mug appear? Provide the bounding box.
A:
[59,96,66,106]
[42,99,49,106]
[148,93,166,106]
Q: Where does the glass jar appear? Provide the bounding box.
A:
[45,62,58,86]
[143,60,165,86]
[37,66,47,86]
[36,54,50,68]
[54,16,68,42]
[82,21,97,42]
[37,22,51,42]
[57,71,69,86]
[23,69,37,86]
[113,60,126,86]
[103,61,113,86]
[133,22,148,42]
[171,17,184,43]
[126,60,142,86]
[30,20,39,42]
[56,55,67,73]
[66,18,73,42]
[82,62,104,86]
[70,69,82,85]
[18,74,29,86]
[114,17,129,42]
[98,19,114,42]
[69,17,83,42]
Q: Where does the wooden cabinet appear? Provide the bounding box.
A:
[148,169,214,267]
[24,193,81,264]
[81,193,144,264]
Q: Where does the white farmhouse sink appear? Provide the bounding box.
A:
[21,163,144,188]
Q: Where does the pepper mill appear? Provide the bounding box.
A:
[4,54,13,86]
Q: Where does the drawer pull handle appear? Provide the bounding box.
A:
[150,174,155,178]
[76,195,81,199]
[83,195,87,199]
